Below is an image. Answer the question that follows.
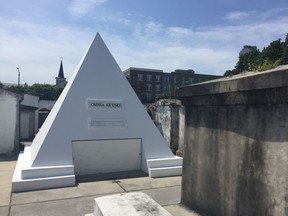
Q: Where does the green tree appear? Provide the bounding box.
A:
[235,49,261,72]
[224,33,288,77]
[53,86,64,100]
[261,39,283,62]
[280,34,288,64]
[6,85,27,94]
[254,59,281,71]
[224,69,237,77]
[5,83,63,100]
[26,84,63,100]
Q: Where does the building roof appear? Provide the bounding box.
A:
[0,88,20,98]
[123,67,163,73]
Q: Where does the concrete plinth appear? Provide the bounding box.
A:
[87,192,172,216]
[12,33,182,192]
[12,147,75,192]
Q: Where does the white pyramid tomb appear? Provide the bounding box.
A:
[12,33,182,192]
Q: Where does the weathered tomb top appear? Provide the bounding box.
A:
[177,65,288,97]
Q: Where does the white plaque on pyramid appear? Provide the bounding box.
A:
[86,99,124,110]
[88,118,127,129]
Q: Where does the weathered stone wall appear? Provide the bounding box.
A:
[0,89,20,154]
[178,66,288,216]
[155,99,185,155]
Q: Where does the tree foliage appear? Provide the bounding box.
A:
[224,34,288,77]
[1,83,64,100]
[25,84,63,100]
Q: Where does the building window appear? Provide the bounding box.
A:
[146,84,152,91]
[156,75,161,82]
[137,74,143,81]
[163,84,170,92]
[182,77,185,84]
[174,77,177,84]
[156,84,161,92]
[189,78,194,84]
[166,77,170,82]
[147,75,152,82]
[146,93,152,101]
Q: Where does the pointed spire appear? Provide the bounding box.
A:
[58,60,65,78]
[55,59,67,87]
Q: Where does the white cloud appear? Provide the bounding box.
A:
[68,0,108,16]
[118,45,234,74]
[108,34,236,75]
[0,18,93,84]
[109,14,288,74]
[1,8,288,85]
[257,8,288,20]
[223,11,249,21]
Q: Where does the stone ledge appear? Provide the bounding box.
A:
[87,192,172,216]
[181,87,288,106]
[177,65,288,98]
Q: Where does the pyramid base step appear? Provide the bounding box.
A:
[149,166,182,178]
[12,151,75,192]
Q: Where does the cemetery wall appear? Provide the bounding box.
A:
[177,67,288,216]
[0,89,20,154]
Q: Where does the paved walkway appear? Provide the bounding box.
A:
[0,154,201,216]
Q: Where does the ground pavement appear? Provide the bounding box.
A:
[0,154,201,216]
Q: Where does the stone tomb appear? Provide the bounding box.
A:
[12,33,182,192]
[86,192,172,216]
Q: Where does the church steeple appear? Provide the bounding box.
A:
[58,60,65,78]
[55,59,67,87]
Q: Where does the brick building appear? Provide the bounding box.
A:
[124,67,163,103]
[167,69,222,94]
[124,67,222,103]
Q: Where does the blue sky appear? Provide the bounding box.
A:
[0,0,288,84]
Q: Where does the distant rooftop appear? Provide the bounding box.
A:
[2,83,25,87]
[124,67,163,73]
[173,69,195,74]
[239,45,258,56]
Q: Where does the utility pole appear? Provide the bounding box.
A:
[16,67,21,153]
[17,67,20,88]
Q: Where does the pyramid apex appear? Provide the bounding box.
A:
[95,32,102,40]
[87,32,106,50]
